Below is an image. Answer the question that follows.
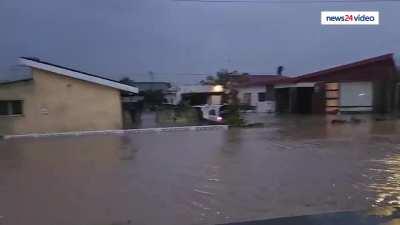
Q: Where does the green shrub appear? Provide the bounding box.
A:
[222,105,246,127]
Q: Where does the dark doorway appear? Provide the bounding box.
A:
[181,93,208,106]
[294,87,313,114]
[394,83,400,114]
[275,88,290,113]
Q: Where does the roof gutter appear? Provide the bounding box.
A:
[19,58,139,93]
[274,82,316,89]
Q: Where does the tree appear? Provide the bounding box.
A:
[277,66,284,76]
[200,69,247,127]
[119,77,135,86]
[119,77,136,96]
[200,69,243,86]
[141,90,165,108]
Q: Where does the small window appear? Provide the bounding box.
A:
[242,93,251,105]
[0,102,8,115]
[0,100,23,116]
[326,91,339,99]
[258,92,266,102]
[326,82,339,91]
[326,99,339,107]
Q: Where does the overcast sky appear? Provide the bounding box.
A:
[1,0,400,84]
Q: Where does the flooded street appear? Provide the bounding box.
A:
[1,115,400,225]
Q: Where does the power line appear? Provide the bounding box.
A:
[129,73,211,76]
[173,0,400,3]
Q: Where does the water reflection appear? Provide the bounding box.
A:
[119,135,139,161]
[384,219,400,225]
[220,128,242,155]
[368,153,400,213]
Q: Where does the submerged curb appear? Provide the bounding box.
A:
[2,125,229,140]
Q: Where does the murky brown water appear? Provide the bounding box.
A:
[1,114,400,225]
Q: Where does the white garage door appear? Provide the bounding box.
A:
[340,82,373,112]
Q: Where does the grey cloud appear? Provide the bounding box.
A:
[0,0,399,84]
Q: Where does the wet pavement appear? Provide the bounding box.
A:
[218,210,400,225]
[1,114,400,225]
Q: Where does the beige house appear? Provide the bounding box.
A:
[0,57,138,136]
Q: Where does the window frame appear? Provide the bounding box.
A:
[258,92,266,102]
[0,100,24,117]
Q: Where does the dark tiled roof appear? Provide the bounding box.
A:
[232,75,292,87]
[292,53,395,83]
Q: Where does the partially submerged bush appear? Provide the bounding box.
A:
[221,105,246,127]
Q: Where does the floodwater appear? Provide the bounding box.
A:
[1,114,400,225]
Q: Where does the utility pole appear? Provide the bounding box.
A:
[148,71,155,91]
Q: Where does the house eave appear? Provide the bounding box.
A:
[19,58,139,93]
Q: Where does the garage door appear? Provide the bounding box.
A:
[340,82,373,112]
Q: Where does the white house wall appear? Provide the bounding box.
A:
[237,86,264,106]
[237,86,275,113]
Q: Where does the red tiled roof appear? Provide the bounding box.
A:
[292,53,396,83]
[231,53,396,87]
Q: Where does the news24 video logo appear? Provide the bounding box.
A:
[321,11,379,25]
